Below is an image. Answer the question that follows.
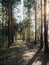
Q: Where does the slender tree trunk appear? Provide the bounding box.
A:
[8,0,13,48]
[22,32,25,41]
[2,5,4,47]
[27,8,30,42]
[35,0,37,44]
[44,0,48,51]
[40,0,43,49]
[28,19,30,42]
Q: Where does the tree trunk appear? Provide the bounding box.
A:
[22,32,25,41]
[27,7,30,42]
[8,0,13,48]
[35,0,37,44]
[27,20,30,42]
[40,0,43,49]
[2,5,4,48]
[44,0,48,51]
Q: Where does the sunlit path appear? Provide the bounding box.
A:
[0,41,48,65]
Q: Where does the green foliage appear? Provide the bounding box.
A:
[0,47,19,59]
[24,0,35,9]
[18,19,29,33]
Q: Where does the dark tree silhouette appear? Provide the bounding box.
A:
[8,0,14,48]
[40,0,43,49]
[44,0,48,51]
[2,4,4,47]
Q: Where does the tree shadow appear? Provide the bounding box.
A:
[27,48,49,65]
[41,50,49,65]
[0,47,20,65]
[25,41,38,49]
[27,48,42,65]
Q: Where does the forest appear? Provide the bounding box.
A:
[0,0,49,65]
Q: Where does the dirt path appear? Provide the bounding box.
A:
[0,41,49,65]
[7,42,42,65]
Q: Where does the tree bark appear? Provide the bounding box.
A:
[44,0,48,51]
[35,0,37,44]
[40,0,43,49]
[8,0,13,48]
[27,7,30,42]
[2,5,4,47]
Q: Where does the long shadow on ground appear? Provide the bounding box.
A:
[41,50,49,65]
[27,48,49,65]
[25,41,38,49]
[27,48,42,65]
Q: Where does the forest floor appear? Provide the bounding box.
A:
[0,40,49,65]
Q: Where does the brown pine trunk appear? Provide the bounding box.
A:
[27,20,30,42]
[8,0,13,48]
[22,32,25,41]
[40,0,43,49]
[27,8,30,42]
[44,0,48,51]
[35,0,37,44]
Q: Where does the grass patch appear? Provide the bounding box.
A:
[0,47,19,59]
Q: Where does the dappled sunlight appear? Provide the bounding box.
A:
[22,51,36,60]
[0,0,49,65]
[32,61,42,65]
